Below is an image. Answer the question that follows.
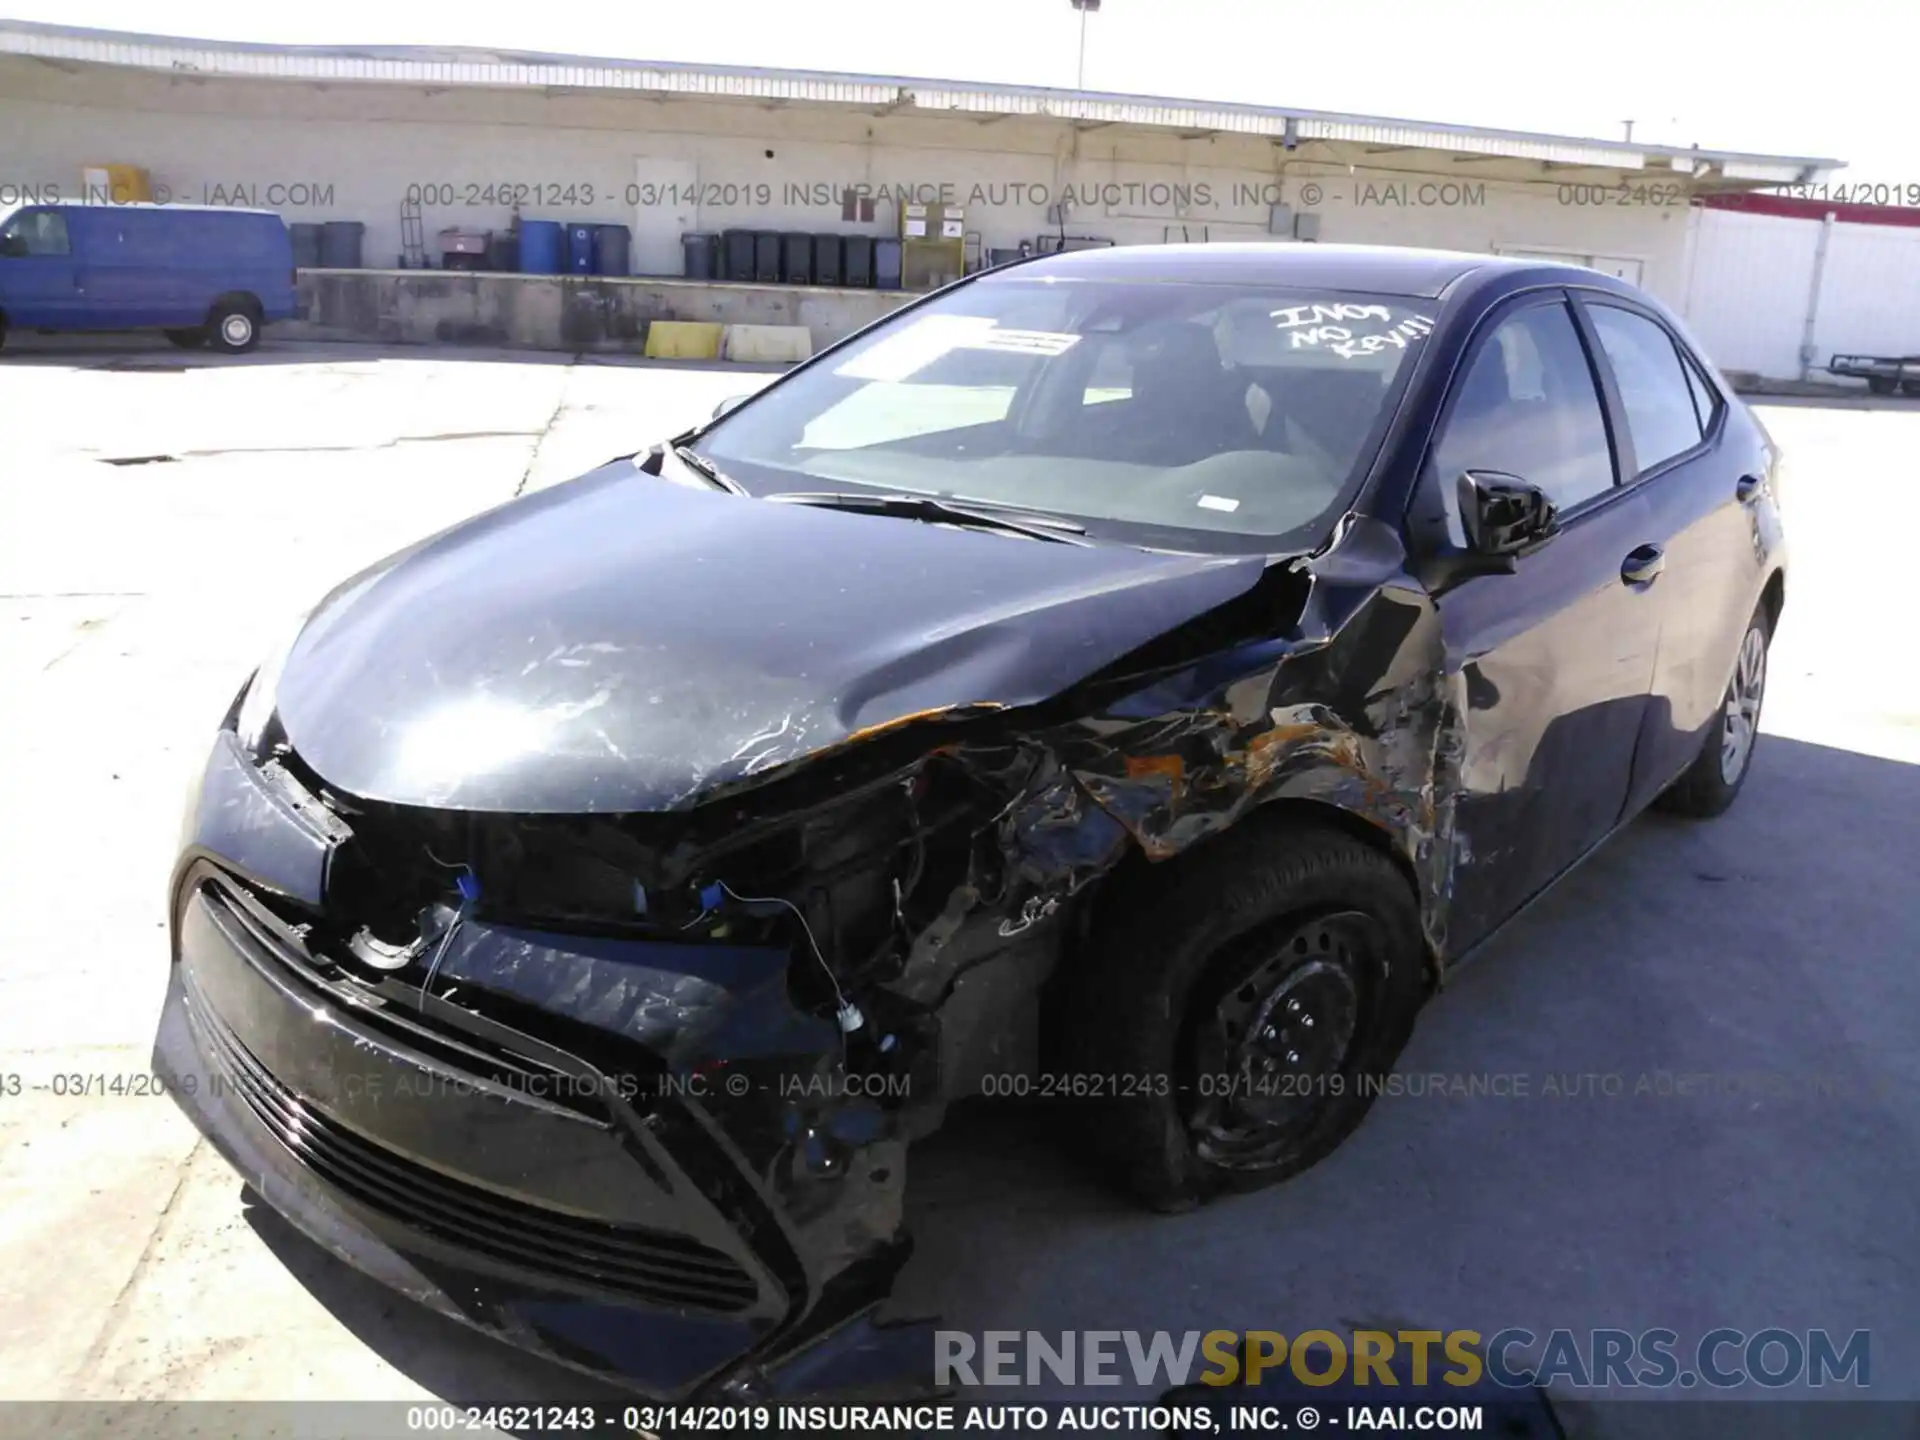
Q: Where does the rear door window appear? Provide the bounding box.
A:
[1586,304,1706,473]
[1680,349,1722,432]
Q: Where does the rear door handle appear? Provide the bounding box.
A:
[1621,544,1665,586]
[1736,474,1764,502]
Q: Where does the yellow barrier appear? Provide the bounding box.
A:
[643,321,724,360]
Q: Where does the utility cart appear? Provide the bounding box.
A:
[1827,352,1920,396]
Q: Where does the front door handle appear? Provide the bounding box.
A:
[1736,474,1764,502]
[1621,544,1665,587]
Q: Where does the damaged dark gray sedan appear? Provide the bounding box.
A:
[158,244,1785,1398]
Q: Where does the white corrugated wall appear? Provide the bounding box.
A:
[1679,209,1820,379]
[1813,222,1920,364]
[1682,207,1920,380]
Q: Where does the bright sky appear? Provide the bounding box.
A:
[10,0,1908,180]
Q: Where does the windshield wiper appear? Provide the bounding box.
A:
[658,443,747,495]
[766,491,1090,545]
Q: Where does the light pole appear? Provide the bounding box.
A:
[1071,0,1101,89]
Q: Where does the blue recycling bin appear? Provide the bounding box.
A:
[567,225,596,275]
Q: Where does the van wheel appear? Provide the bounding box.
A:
[165,327,207,349]
[1062,822,1428,1211]
[205,300,260,354]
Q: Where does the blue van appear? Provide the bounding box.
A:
[0,203,296,353]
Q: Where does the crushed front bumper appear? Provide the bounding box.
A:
[157,733,920,1399]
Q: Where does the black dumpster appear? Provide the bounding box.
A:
[683,232,719,280]
[319,221,365,269]
[812,234,844,286]
[594,223,631,277]
[752,231,781,284]
[843,235,875,287]
[720,229,756,281]
[780,232,813,285]
[289,223,323,269]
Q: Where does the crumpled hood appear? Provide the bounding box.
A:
[274,462,1268,813]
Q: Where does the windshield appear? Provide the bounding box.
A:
[693,274,1438,553]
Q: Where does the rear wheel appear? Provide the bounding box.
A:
[205,299,260,354]
[164,327,206,349]
[1657,604,1770,819]
[1867,376,1897,396]
[1902,379,1920,398]
[1063,822,1428,1211]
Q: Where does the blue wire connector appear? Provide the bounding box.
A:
[421,870,480,1012]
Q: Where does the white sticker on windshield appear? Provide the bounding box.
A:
[834,315,1079,381]
[1197,494,1241,512]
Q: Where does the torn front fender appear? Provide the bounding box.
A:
[975,519,1465,962]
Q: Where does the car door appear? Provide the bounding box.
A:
[0,207,83,327]
[1407,292,1664,951]
[1573,297,1768,812]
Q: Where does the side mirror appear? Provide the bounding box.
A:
[711,394,750,421]
[0,234,27,258]
[1457,470,1559,567]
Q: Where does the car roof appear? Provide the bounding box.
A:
[991,242,1549,299]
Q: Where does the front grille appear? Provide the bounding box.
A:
[182,978,760,1313]
[204,879,616,1124]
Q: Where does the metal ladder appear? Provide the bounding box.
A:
[400,195,427,269]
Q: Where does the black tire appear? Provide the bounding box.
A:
[1902,380,1920,398]
[204,298,261,354]
[164,327,206,349]
[1656,603,1771,819]
[1061,821,1428,1211]
[1867,376,1896,397]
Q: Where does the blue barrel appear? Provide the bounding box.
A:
[593,223,631,277]
[289,223,323,269]
[518,219,563,275]
[318,220,364,268]
[567,224,596,274]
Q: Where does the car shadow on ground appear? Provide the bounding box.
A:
[236,731,1920,1414]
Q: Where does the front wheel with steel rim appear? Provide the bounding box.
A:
[205,298,261,354]
[1658,602,1772,819]
[1060,822,1428,1211]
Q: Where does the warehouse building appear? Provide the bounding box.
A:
[0,19,1858,366]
